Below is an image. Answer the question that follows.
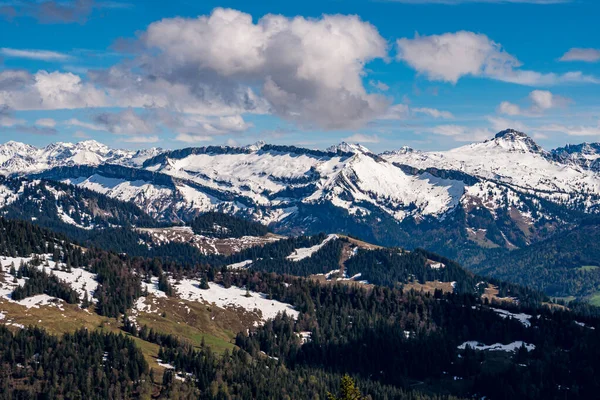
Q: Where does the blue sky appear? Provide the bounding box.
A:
[0,0,599,152]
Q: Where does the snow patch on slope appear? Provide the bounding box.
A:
[174,280,299,322]
[458,341,535,352]
[287,234,338,261]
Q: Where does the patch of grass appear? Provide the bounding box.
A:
[135,296,237,354]
[579,265,600,272]
[586,292,600,307]
[0,300,116,335]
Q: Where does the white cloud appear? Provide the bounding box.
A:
[429,124,493,141]
[0,106,56,134]
[396,31,599,85]
[343,133,380,143]
[93,108,156,135]
[560,48,600,63]
[0,70,108,110]
[539,123,600,136]
[379,104,411,120]
[175,133,214,143]
[0,48,71,61]
[0,106,25,127]
[168,114,252,143]
[498,90,570,116]
[35,118,57,127]
[412,107,454,119]
[66,118,105,131]
[378,104,453,120]
[369,80,390,91]
[111,8,390,129]
[498,101,522,116]
[487,116,529,132]
[121,135,160,143]
[532,132,548,140]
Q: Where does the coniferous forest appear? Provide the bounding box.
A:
[0,215,600,399]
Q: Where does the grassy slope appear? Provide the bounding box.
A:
[0,294,248,380]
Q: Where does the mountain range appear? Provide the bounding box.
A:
[0,130,598,243]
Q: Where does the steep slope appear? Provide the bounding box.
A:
[0,177,158,234]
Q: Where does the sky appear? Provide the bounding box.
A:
[0,0,599,152]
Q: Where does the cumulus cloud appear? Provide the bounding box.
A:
[93,108,156,135]
[0,48,71,61]
[104,8,390,130]
[396,31,599,85]
[498,90,570,116]
[0,69,108,110]
[343,133,380,143]
[559,48,600,63]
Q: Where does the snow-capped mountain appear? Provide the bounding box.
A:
[0,131,598,251]
[0,140,162,174]
[382,129,600,213]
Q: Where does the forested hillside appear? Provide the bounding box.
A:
[472,220,600,300]
[1,215,600,398]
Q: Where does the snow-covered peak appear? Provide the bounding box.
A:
[0,139,153,175]
[327,142,371,154]
[244,140,267,152]
[482,129,545,154]
[0,141,37,156]
[74,140,110,154]
[381,146,416,156]
[494,129,528,140]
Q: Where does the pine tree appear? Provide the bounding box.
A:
[327,375,365,400]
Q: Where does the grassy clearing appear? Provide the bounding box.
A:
[586,292,600,307]
[403,280,455,295]
[579,265,600,272]
[134,296,240,353]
